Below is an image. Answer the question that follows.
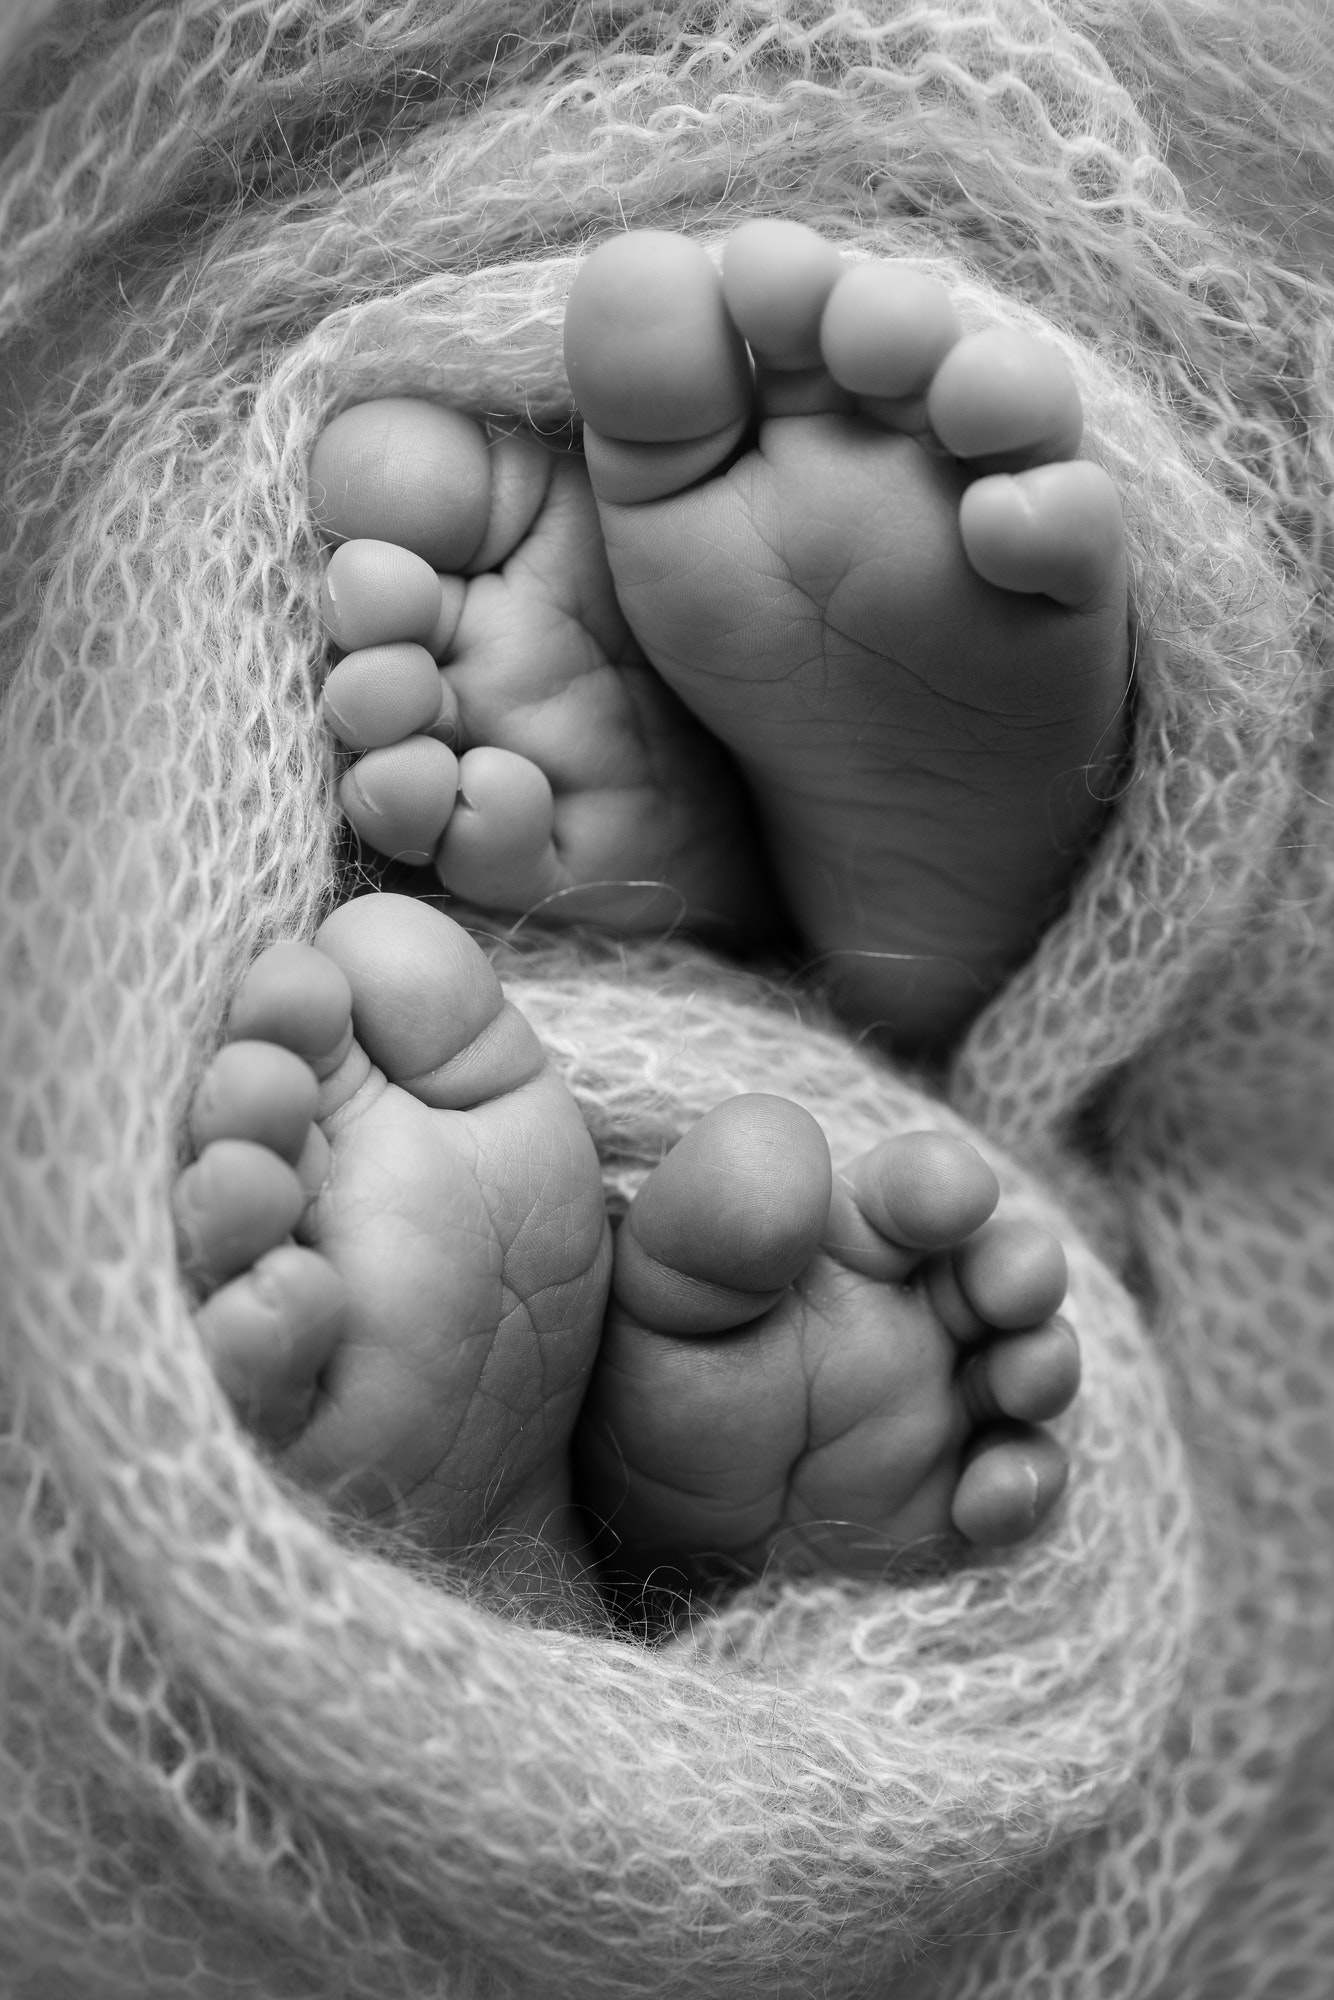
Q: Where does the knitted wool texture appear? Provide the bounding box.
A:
[1,1,1332,1994]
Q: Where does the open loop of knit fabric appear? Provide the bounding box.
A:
[1,2,1332,1995]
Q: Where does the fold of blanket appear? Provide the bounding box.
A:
[0,2,1331,1994]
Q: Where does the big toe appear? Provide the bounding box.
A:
[310,398,493,570]
[926,326,1084,469]
[564,232,753,503]
[313,893,545,1110]
[613,1094,833,1335]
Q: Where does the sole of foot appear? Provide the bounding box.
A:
[174,892,612,1558]
[309,404,778,940]
[575,1094,1079,1585]
[563,220,1131,1047]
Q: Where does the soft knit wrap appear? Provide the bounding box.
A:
[2,1,1332,1994]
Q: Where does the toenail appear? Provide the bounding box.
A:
[248,1265,285,1311]
[952,1434,1064,1546]
[339,739,458,864]
[997,474,1035,518]
[347,767,385,818]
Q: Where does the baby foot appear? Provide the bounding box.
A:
[174,893,612,1557]
[575,1096,1079,1583]
[564,222,1131,1046]
[309,402,777,938]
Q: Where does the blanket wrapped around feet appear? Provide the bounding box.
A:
[2,1,1333,1993]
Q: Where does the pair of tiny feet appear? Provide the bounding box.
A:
[179,221,1128,1581]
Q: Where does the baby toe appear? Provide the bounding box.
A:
[435,745,560,909]
[951,1425,1070,1546]
[959,459,1126,609]
[819,262,963,406]
[721,219,844,369]
[310,398,492,570]
[926,325,1083,469]
[826,1131,1000,1283]
[189,1039,319,1163]
[321,540,450,654]
[961,1316,1081,1427]
[322,643,454,752]
[930,1215,1068,1338]
[225,941,353,1078]
[340,736,460,866]
[614,1095,832,1335]
[175,1139,308,1288]
[197,1242,349,1442]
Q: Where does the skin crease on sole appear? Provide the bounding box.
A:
[309,219,1129,1050]
[177,896,1081,1579]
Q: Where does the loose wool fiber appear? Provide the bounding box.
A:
[0,2,1332,1995]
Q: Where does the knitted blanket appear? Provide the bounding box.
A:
[2,2,1332,1994]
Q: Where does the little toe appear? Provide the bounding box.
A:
[959,459,1126,609]
[175,1139,308,1288]
[614,1095,833,1335]
[189,1040,319,1163]
[721,219,844,369]
[435,745,561,910]
[322,643,455,752]
[929,1216,1069,1339]
[960,1316,1081,1426]
[565,231,752,504]
[321,539,449,654]
[926,325,1083,469]
[819,262,963,422]
[309,398,493,570]
[824,1131,999,1283]
[313,892,546,1110]
[951,1425,1069,1546]
[197,1242,349,1442]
